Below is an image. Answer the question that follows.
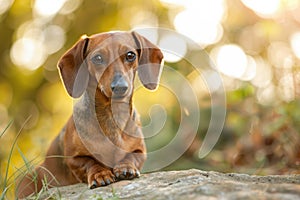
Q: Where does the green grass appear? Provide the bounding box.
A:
[0,120,14,200]
[0,118,51,200]
[1,120,120,200]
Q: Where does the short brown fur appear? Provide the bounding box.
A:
[16,31,163,198]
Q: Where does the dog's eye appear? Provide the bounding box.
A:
[91,54,103,65]
[125,51,136,62]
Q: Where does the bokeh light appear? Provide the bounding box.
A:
[34,0,66,17]
[172,0,226,47]
[290,32,300,59]
[257,83,276,105]
[10,38,46,71]
[10,0,68,71]
[0,0,14,15]
[43,25,65,54]
[130,11,158,29]
[241,0,281,18]
[133,28,159,45]
[158,34,187,63]
[278,73,295,102]
[159,0,186,7]
[59,0,82,15]
[10,23,66,71]
[2,2,300,198]
[251,57,273,88]
[241,56,257,81]
[211,44,248,79]
[201,70,223,92]
[268,42,294,69]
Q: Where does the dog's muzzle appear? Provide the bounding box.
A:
[110,74,129,97]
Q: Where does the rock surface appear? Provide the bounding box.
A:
[40,169,300,200]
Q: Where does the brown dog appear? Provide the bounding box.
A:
[16,31,164,198]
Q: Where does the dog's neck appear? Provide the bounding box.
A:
[84,87,134,137]
[73,90,133,165]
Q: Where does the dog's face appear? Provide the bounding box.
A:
[87,32,139,100]
[57,31,164,100]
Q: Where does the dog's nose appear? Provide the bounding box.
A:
[110,74,129,96]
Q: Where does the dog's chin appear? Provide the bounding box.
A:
[111,94,130,103]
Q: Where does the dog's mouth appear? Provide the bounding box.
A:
[98,84,130,102]
[111,94,127,100]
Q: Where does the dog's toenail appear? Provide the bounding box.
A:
[90,180,97,189]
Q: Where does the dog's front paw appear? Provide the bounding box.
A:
[113,163,140,180]
[87,167,115,189]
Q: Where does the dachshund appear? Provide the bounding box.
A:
[16,31,164,198]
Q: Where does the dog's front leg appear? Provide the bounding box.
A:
[66,156,115,189]
[113,151,146,180]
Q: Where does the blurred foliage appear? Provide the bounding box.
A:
[1,0,300,198]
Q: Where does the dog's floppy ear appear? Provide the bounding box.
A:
[132,31,164,90]
[57,35,90,98]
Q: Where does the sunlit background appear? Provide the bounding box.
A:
[1,0,300,198]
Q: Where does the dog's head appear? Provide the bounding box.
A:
[57,31,164,99]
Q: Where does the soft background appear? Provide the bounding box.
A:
[1,0,300,198]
